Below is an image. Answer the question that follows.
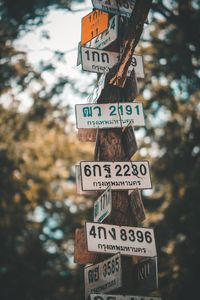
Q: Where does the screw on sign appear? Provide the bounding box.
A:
[81,10,109,45]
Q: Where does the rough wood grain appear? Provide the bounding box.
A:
[108,0,153,87]
[93,73,139,296]
[74,228,98,264]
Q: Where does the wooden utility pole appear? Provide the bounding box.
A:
[92,0,152,294]
[74,1,161,299]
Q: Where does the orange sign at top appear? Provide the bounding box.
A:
[81,10,109,45]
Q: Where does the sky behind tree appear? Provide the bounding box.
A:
[11,0,95,115]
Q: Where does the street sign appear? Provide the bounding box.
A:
[75,102,145,129]
[84,253,122,300]
[79,161,152,191]
[134,257,158,294]
[90,294,162,300]
[87,72,106,103]
[94,186,112,223]
[74,228,97,264]
[126,55,145,78]
[92,0,136,18]
[129,189,146,224]
[85,222,157,257]
[81,46,144,78]
[81,46,119,74]
[81,10,109,45]
[86,15,118,49]
[76,165,97,195]
[122,125,138,160]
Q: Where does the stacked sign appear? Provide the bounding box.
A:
[74,1,160,300]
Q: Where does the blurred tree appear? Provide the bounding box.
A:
[0,1,93,300]
[138,1,200,299]
[0,100,93,300]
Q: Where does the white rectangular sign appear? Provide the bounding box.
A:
[86,222,157,257]
[75,102,145,129]
[81,46,144,78]
[86,15,118,49]
[92,0,136,18]
[80,161,152,191]
[81,46,119,74]
[84,253,122,299]
[94,186,112,222]
[90,294,162,300]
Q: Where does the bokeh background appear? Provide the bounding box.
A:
[0,0,199,299]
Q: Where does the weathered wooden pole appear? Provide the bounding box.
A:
[74,1,156,299]
[93,0,152,295]
[93,74,138,294]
